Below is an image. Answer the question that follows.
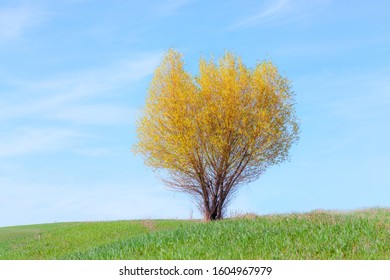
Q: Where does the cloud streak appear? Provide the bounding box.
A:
[0,51,162,157]
[0,52,162,124]
[0,180,192,227]
[0,5,45,40]
[293,68,390,158]
[150,0,194,17]
[230,0,328,29]
[0,127,81,157]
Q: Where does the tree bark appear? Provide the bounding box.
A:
[204,199,223,221]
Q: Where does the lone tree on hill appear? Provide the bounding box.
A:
[134,50,300,221]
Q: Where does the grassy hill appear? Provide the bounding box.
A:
[0,208,388,260]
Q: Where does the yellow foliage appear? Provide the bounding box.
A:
[133,49,299,220]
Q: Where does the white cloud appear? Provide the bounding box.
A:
[0,52,162,158]
[294,69,390,157]
[0,52,162,124]
[0,127,81,157]
[296,69,390,118]
[0,5,45,40]
[230,0,329,29]
[50,104,136,125]
[0,180,193,227]
[74,147,117,157]
[150,0,194,17]
[272,34,390,58]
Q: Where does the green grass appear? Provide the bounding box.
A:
[0,220,193,259]
[0,208,389,260]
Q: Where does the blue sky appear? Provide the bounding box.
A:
[0,0,389,227]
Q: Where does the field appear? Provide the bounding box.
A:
[0,208,388,260]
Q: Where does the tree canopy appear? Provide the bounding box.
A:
[134,49,299,221]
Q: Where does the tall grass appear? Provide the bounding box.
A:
[68,209,389,260]
[0,208,388,260]
[0,220,192,259]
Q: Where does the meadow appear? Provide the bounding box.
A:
[0,208,388,260]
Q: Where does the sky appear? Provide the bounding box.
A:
[0,0,389,227]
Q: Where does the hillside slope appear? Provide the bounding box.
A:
[0,208,388,260]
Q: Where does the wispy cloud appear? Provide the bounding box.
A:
[0,180,192,226]
[294,68,390,157]
[50,104,136,125]
[74,147,117,157]
[0,5,45,40]
[150,0,193,17]
[0,52,162,157]
[273,34,390,57]
[0,52,162,124]
[0,127,81,157]
[236,0,291,27]
[230,0,328,29]
[324,74,390,122]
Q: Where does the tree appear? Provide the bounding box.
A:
[133,49,299,221]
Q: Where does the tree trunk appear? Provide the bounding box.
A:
[204,200,223,221]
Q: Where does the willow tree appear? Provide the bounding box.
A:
[134,49,299,221]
